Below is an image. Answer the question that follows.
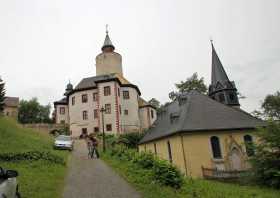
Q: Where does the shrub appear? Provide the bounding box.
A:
[107,146,183,189]
[250,121,280,189]
[0,151,65,165]
[118,132,146,149]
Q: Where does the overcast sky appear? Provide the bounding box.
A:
[1,0,279,113]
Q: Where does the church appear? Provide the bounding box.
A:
[139,42,265,178]
[54,30,157,137]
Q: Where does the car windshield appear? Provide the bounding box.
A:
[56,136,71,141]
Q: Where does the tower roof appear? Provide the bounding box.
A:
[211,42,230,84]
[101,29,115,51]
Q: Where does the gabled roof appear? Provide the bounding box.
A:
[211,43,230,85]
[54,97,67,105]
[4,97,19,107]
[71,74,141,95]
[139,90,265,144]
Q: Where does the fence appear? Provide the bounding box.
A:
[201,166,248,181]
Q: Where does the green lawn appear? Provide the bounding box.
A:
[0,117,69,198]
[102,151,280,198]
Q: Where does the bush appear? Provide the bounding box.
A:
[251,121,280,189]
[0,151,65,165]
[108,146,183,189]
[118,132,146,149]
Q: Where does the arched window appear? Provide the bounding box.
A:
[244,135,254,156]
[210,136,222,159]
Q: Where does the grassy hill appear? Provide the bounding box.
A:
[0,117,69,198]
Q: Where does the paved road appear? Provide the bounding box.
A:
[63,140,141,198]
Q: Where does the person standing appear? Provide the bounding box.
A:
[90,137,99,159]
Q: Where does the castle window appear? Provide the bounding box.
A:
[151,109,154,119]
[72,96,75,105]
[59,107,65,115]
[106,124,112,131]
[82,111,88,120]
[218,94,225,102]
[210,136,222,159]
[93,93,98,101]
[104,86,111,96]
[118,88,120,97]
[94,127,99,133]
[82,94,88,103]
[94,109,99,119]
[167,141,172,163]
[105,104,111,114]
[124,109,128,115]
[123,91,130,99]
[119,105,121,114]
[244,135,254,156]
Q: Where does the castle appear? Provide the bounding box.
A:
[54,30,157,137]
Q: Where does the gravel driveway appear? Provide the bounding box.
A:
[63,140,141,198]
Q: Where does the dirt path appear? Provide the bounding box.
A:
[63,140,141,198]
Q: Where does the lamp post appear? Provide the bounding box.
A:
[100,107,106,152]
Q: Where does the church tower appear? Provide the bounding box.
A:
[95,28,123,76]
[208,41,240,107]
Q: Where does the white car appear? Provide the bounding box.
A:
[54,135,74,151]
[0,167,20,198]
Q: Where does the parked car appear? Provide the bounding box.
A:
[0,167,20,198]
[54,135,74,151]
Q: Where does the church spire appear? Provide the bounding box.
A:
[101,25,115,52]
[211,41,230,85]
[208,41,240,107]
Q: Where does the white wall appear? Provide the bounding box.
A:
[96,52,123,76]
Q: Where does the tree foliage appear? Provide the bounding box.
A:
[252,91,280,120]
[251,121,280,188]
[169,73,207,101]
[18,98,52,124]
[148,98,161,109]
[0,78,5,114]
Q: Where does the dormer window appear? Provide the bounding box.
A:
[170,112,180,123]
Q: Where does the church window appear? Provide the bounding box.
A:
[72,97,75,105]
[93,93,98,101]
[151,109,154,119]
[124,109,128,115]
[106,124,112,131]
[118,88,120,97]
[218,93,225,103]
[210,136,222,159]
[167,141,172,163]
[94,109,99,119]
[244,135,254,156]
[82,94,88,103]
[104,86,111,96]
[82,111,88,120]
[123,91,130,99]
[60,107,65,115]
[105,104,111,114]
[94,127,99,133]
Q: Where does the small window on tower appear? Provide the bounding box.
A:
[218,93,225,102]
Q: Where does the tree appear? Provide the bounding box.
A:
[251,121,280,188]
[18,98,52,124]
[252,91,280,120]
[0,78,5,114]
[148,98,161,109]
[169,73,207,101]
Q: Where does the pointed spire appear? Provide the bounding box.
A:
[211,41,230,85]
[101,25,115,52]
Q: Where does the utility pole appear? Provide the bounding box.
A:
[100,106,106,152]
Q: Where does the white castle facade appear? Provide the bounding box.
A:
[54,31,157,137]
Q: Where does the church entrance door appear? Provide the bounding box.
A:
[229,148,242,170]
